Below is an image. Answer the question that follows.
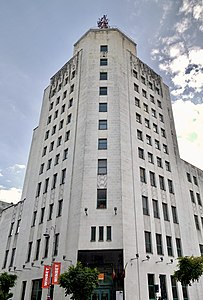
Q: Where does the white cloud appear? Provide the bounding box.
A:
[0,187,22,204]
[193,4,203,21]
[172,100,203,169]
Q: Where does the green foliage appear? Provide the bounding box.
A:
[59,261,99,300]
[174,256,203,285]
[0,272,17,300]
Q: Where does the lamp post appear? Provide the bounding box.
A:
[43,225,56,300]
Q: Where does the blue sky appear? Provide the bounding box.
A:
[0,0,203,203]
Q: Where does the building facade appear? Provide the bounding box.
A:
[1,27,203,300]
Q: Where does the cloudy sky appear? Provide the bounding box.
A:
[0,0,203,203]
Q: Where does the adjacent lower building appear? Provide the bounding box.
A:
[0,26,203,300]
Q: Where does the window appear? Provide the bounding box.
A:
[160,275,168,300]
[99,103,107,112]
[99,120,107,130]
[134,83,139,92]
[47,115,52,124]
[65,77,68,85]
[152,199,159,218]
[57,199,63,217]
[54,153,60,165]
[182,284,189,300]
[100,45,108,52]
[15,219,21,234]
[67,113,72,124]
[35,239,41,260]
[140,167,146,183]
[91,227,96,242]
[26,241,33,262]
[63,148,68,160]
[148,274,155,300]
[31,279,42,300]
[186,172,191,182]
[98,159,107,175]
[196,193,202,206]
[145,118,150,128]
[97,189,107,209]
[168,179,174,194]
[51,173,57,189]
[71,70,75,79]
[142,195,149,215]
[32,211,37,227]
[56,96,60,105]
[65,130,70,141]
[47,158,52,170]
[49,102,54,111]
[162,203,169,221]
[60,168,66,184]
[138,147,144,159]
[100,72,107,80]
[159,113,164,122]
[176,238,182,257]
[59,119,64,130]
[193,176,198,185]
[157,156,162,168]
[43,178,49,194]
[99,87,107,95]
[9,222,14,237]
[99,226,104,241]
[166,236,173,256]
[2,250,9,269]
[161,128,166,138]
[165,161,171,171]
[57,136,62,147]
[48,204,53,221]
[133,69,138,78]
[150,94,155,103]
[49,141,54,152]
[159,176,165,190]
[149,82,153,89]
[151,108,156,118]
[53,233,60,256]
[54,110,58,119]
[43,236,49,258]
[45,130,49,140]
[153,123,158,133]
[142,89,147,98]
[62,91,67,100]
[143,103,148,112]
[172,206,178,223]
[156,87,160,95]
[58,83,62,91]
[68,98,73,108]
[136,113,142,123]
[156,233,163,255]
[148,152,153,163]
[150,171,156,187]
[199,244,203,256]
[146,135,152,145]
[52,125,56,135]
[190,190,195,203]
[70,84,74,93]
[98,138,107,150]
[155,139,160,149]
[157,100,162,108]
[163,144,168,154]
[135,97,140,107]
[39,207,45,224]
[9,248,16,267]
[145,231,152,253]
[36,182,42,197]
[194,215,200,230]
[61,104,66,114]
[107,226,112,241]
[137,129,143,140]
[42,146,47,157]
[100,58,108,66]
[141,76,146,84]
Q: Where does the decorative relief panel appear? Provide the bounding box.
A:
[97,175,107,188]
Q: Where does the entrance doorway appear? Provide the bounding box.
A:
[91,289,110,300]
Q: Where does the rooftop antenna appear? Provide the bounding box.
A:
[97,15,109,29]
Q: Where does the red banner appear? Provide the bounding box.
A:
[52,262,61,285]
[42,265,51,288]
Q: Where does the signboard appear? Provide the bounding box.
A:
[52,262,61,285]
[98,273,105,280]
[42,265,51,288]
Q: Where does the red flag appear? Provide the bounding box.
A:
[112,268,116,280]
[42,265,51,288]
[52,262,61,285]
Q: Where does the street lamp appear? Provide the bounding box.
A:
[43,225,56,300]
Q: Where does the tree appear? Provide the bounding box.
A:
[59,261,99,300]
[0,272,17,300]
[174,256,203,285]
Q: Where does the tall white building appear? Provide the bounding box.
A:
[1,26,203,300]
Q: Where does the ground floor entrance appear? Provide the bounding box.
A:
[91,288,111,300]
